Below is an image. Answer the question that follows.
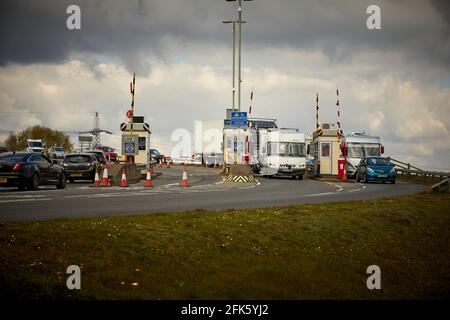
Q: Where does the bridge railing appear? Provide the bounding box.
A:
[388,157,449,190]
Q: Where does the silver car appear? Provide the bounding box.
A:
[48,146,65,159]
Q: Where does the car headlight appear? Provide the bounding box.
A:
[390,168,396,174]
[367,167,374,173]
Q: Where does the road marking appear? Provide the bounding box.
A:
[305,192,335,197]
[322,181,343,192]
[0,198,51,203]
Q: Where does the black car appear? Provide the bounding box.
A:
[0,152,66,190]
[62,153,101,182]
[84,150,108,165]
[149,148,164,163]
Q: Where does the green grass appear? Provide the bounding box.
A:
[1,192,449,299]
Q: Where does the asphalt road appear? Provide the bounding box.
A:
[0,166,427,221]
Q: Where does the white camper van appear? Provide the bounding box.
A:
[26,139,44,153]
[340,132,384,178]
[249,120,307,179]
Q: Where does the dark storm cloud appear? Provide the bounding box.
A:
[1,0,449,73]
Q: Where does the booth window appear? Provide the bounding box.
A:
[138,137,146,151]
[321,143,330,157]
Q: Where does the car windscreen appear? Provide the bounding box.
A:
[0,153,28,163]
[268,142,306,157]
[28,142,43,147]
[64,155,92,163]
[367,158,390,166]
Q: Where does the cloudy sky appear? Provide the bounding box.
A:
[0,0,449,170]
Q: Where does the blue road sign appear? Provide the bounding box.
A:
[231,111,247,119]
[231,111,247,128]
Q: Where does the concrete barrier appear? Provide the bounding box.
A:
[108,163,141,186]
[225,164,257,183]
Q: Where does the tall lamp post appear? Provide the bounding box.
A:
[226,0,252,112]
[222,20,236,112]
[222,20,246,112]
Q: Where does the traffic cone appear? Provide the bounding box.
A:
[343,166,348,181]
[101,165,110,187]
[120,168,128,187]
[145,168,153,187]
[92,166,100,187]
[180,166,189,187]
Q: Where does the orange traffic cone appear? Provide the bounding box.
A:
[92,166,100,187]
[101,165,110,187]
[120,168,128,187]
[145,168,153,187]
[180,166,189,187]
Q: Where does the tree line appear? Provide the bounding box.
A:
[3,125,73,152]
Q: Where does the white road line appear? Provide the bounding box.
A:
[160,183,180,188]
[322,181,343,192]
[305,192,335,197]
[0,198,51,203]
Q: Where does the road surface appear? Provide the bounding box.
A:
[0,166,426,221]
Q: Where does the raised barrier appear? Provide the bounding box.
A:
[430,178,449,193]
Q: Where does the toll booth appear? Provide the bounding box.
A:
[223,109,249,165]
[120,116,151,165]
[223,128,247,165]
[311,123,341,176]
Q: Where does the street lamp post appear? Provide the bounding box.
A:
[222,20,236,112]
[237,0,242,112]
[226,0,252,112]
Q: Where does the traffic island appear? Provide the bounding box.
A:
[108,163,141,186]
[225,164,258,183]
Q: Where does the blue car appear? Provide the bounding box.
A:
[355,156,396,184]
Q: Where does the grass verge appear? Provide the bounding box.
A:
[1,192,449,299]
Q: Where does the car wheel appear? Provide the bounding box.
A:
[69,179,74,183]
[57,173,66,189]
[298,174,304,180]
[391,180,396,184]
[363,172,368,183]
[29,173,39,190]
